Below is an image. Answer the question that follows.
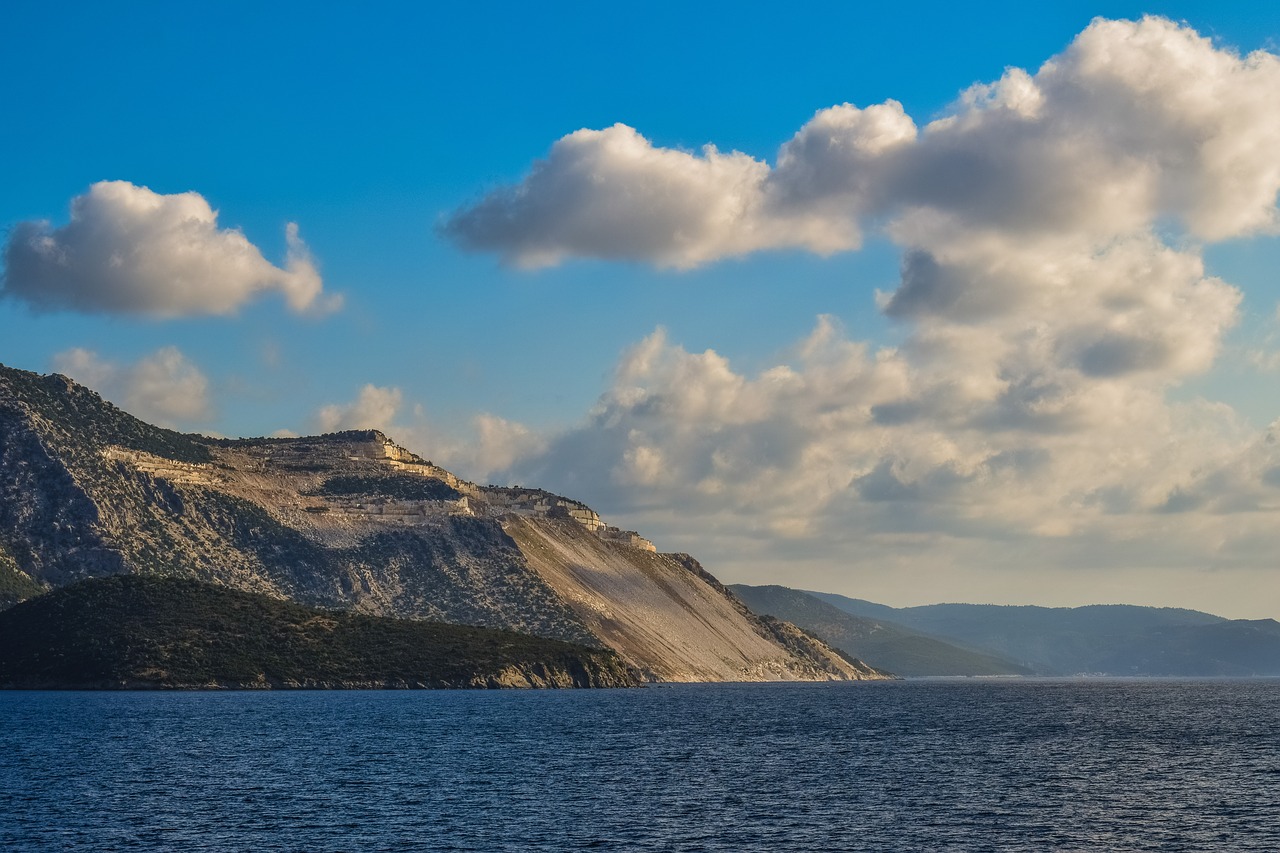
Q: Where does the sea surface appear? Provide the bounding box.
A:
[1,679,1277,851]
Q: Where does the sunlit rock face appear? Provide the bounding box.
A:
[0,363,889,682]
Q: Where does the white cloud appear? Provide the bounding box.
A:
[53,346,213,428]
[443,17,1280,616]
[315,385,403,433]
[466,413,547,478]
[3,181,338,317]
[445,16,1280,268]
[496,318,1271,610]
[442,123,864,269]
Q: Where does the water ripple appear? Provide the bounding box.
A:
[1,680,1278,851]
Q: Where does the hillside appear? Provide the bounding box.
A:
[730,585,1028,677]
[810,592,1280,676]
[0,575,640,689]
[0,363,885,682]
[504,524,889,682]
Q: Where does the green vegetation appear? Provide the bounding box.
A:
[185,489,335,602]
[309,474,462,502]
[0,543,43,610]
[0,575,640,689]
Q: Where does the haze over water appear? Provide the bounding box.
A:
[3,680,1277,851]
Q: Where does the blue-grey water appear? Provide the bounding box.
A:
[1,679,1277,851]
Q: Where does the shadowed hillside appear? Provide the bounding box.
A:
[0,575,641,689]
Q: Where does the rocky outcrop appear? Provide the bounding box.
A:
[0,363,892,682]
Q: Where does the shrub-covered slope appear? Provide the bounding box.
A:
[0,576,640,689]
[0,542,42,610]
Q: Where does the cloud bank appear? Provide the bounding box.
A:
[4,181,335,317]
[442,17,1280,615]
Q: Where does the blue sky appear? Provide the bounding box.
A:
[5,2,1280,617]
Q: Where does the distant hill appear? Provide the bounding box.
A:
[729,585,1028,677]
[0,575,641,689]
[809,591,1280,676]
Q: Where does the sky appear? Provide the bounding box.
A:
[4,2,1280,618]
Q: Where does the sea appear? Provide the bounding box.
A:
[1,679,1277,851]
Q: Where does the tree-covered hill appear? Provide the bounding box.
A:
[0,575,640,689]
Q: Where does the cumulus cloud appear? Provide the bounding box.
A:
[445,17,1280,269]
[315,384,403,434]
[443,124,813,269]
[3,181,338,317]
[498,318,1268,608]
[53,346,213,428]
[450,17,1280,616]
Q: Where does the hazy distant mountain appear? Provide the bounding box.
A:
[0,362,886,684]
[730,584,1029,677]
[809,591,1280,676]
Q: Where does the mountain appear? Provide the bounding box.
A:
[729,585,1029,677]
[810,591,1280,676]
[0,363,886,683]
[0,575,640,689]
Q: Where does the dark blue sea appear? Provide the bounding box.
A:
[1,679,1277,851]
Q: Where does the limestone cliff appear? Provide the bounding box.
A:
[0,363,893,682]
